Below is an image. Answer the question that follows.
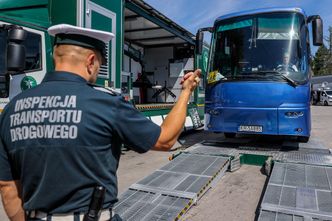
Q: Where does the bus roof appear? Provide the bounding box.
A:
[215,7,306,24]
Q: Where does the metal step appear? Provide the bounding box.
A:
[259,162,332,221]
[258,210,323,221]
[114,153,230,220]
[229,155,241,172]
[187,143,284,159]
[114,190,192,221]
[274,152,332,166]
[186,143,332,167]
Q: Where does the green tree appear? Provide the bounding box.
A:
[312,44,330,76]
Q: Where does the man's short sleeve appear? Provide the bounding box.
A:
[112,97,161,153]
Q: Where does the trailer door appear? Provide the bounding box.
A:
[85,1,116,88]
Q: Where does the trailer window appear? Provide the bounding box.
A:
[24,32,42,72]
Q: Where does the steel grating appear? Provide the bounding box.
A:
[260,162,332,221]
[159,153,229,175]
[187,143,281,159]
[258,210,321,221]
[113,189,192,221]
[188,145,238,157]
[274,152,332,166]
[114,153,230,220]
[130,153,229,199]
[114,140,332,221]
[187,143,332,167]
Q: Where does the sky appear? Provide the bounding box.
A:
[144,0,331,55]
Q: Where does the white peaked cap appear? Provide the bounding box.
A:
[48,24,114,43]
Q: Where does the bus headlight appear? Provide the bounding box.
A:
[285,111,304,118]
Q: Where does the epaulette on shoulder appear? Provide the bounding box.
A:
[88,83,119,96]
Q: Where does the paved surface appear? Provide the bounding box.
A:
[1,105,331,220]
[183,165,266,221]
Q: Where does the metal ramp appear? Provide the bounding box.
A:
[274,152,332,166]
[113,190,192,221]
[259,162,332,221]
[115,139,332,220]
[186,141,332,220]
[258,210,317,221]
[114,153,230,220]
[186,142,332,166]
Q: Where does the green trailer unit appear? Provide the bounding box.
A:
[0,0,205,129]
[0,0,123,109]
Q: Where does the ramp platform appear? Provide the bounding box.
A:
[259,162,332,221]
[114,153,229,220]
[186,141,332,167]
[115,136,332,221]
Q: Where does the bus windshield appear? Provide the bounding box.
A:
[208,12,308,85]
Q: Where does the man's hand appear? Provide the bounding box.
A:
[180,69,202,92]
[153,69,202,151]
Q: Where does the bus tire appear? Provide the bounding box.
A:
[324,101,329,106]
[224,132,236,138]
[297,136,309,143]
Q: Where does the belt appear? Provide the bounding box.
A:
[26,208,113,221]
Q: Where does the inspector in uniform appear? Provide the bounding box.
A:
[0,24,161,220]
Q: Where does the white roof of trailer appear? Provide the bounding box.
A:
[125,0,195,47]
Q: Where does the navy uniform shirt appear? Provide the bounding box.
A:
[0,71,161,213]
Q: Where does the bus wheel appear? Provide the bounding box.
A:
[297,136,309,143]
[324,101,329,106]
[224,133,236,138]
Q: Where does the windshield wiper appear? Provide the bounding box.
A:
[233,74,267,79]
[209,71,298,87]
[263,71,298,87]
[249,71,298,87]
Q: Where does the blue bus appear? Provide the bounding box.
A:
[196,8,323,142]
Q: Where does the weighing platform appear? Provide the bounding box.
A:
[114,137,332,221]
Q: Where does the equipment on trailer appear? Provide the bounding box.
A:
[152,81,176,103]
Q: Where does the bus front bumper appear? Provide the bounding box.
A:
[205,106,310,137]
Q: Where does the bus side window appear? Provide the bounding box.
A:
[24,32,42,72]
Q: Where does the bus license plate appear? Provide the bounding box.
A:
[238,125,263,133]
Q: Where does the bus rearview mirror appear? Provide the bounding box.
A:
[196,30,203,55]
[195,27,213,55]
[312,17,323,46]
[7,28,27,73]
[7,43,26,72]
[8,28,27,42]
